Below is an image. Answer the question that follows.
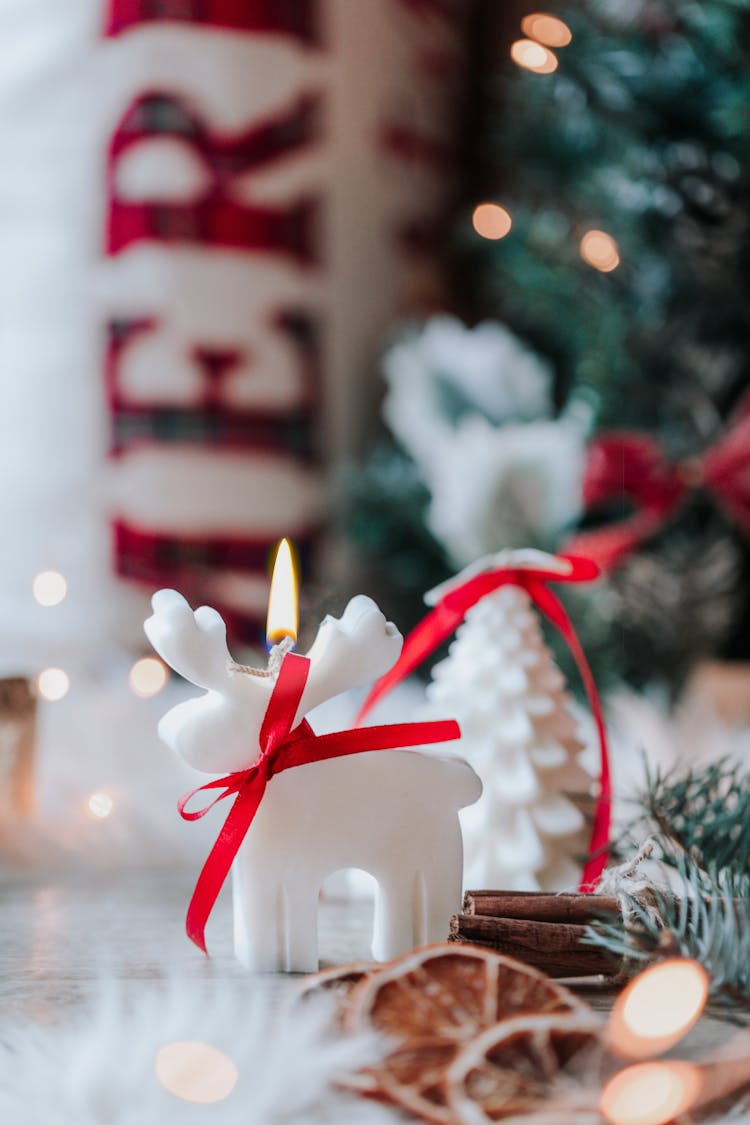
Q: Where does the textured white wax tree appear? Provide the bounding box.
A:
[146,591,481,973]
[426,551,592,892]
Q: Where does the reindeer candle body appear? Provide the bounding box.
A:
[145,587,480,973]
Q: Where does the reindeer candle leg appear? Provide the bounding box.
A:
[423,826,466,946]
[373,872,420,962]
[286,883,320,974]
[233,864,287,973]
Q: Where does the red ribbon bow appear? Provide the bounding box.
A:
[356,555,611,891]
[566,403,750,572]
[178,650,461,953]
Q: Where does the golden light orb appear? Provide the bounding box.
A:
[37,667,70,702]
[521,13,573,48]
[510,39,558,74]
[600,1061,702,1125]
[607,958,709,1059]
[129,656,168,698]
[155,1041,238,1103]
[580,229,620,271]
[32,570,68,607]
[87,791,114,820]
[472,202,512,240]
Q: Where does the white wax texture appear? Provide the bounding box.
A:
[146,589,481,971]
[428,585,591,892]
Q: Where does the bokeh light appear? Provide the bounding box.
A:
[510,39,558,74]
[37,667,70,702]
[521,13,573,48]
[608,959,709,1059]
[129,656,168,698]
[155,1041,238,1103]
[32,570,67,607]
[580,229,620,271]
[600,1061,702,1125]
[87,791,114,820]
[472,202,512,240]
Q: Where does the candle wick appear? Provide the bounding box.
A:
[268,636,295,677]
[229,637,296,680]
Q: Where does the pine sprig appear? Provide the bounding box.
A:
[585,855,750,1008]
[636,758,750,876]
[585,758,750,1009]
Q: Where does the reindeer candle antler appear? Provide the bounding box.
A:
[145,541,481,973]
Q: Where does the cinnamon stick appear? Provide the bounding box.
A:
[449,913,617,978]
[462,890,620,923]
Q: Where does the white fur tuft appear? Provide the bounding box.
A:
[0,974,394,1124]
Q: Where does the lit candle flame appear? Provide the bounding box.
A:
[607,958,709,1059]
[266,538,298,646]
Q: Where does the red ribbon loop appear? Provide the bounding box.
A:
[177,774,247,821]
[356,554,611,891]
[566,403,750,571]
[178,650,461,954]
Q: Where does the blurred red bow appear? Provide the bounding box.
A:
[566,400,750,572]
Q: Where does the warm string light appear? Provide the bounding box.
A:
[32,570,67,607]
[521,13,572,48]
[472,202,512,240]
[607,958,709,1059]
[510,38,558,74]
[155,1041,238,1103]
[129,656,168,698]
[601,960,710,1125]
[600,1061,702,1125]
[87,791,114,819]
[37,667,70,702]
[580,229,620,271]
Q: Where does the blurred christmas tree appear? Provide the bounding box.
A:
[347,0,750,693]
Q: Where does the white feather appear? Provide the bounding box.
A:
[0,973,396,1125]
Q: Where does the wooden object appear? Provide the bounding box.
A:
[450,890,621,978]
[0,677,36,816]
[463,890,620,923]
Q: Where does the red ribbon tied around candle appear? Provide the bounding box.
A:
[178,651,461,954]
[566,404,750,572]
[356,554,611,891]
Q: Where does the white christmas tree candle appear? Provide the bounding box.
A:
[145,540,481,972]
[425,552,593,892]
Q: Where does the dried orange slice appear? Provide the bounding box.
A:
[444,1012,603,1124]
[344,942,588,1124]
[294,961,378,1007]
[291,961,382,1095]
[292,961,379,1036]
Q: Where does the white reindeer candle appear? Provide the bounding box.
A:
[145,540,480,973]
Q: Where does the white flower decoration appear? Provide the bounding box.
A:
[423,414,586,568]
[381,315,553,480]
